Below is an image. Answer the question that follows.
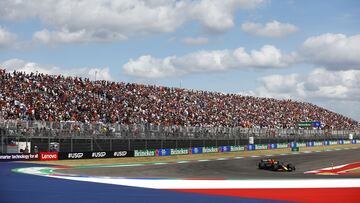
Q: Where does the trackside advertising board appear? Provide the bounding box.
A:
[230,145,245,152]
[39,152,58,161]
[219,146,231,152]
[134,149,156,157]
[268,143,277,149]
[297,142,306,147]
[307,141,314,147]
[58,151,133,160]
[170,148,189,155]
[190,147,203,154]
[255,144,268,150]
[289,142,297,148]
[329,141,338,145]
[246,144,255,151]
[0,153,39,161]
[202,147,218,153]
[277,143,288,149]
[313,141,323,146]
[156,148,171,156]
[343,140,351,144]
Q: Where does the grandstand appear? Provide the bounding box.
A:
[0,69,359,152]
[0,69,358,129]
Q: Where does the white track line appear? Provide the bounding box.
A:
[177,161,190,164]
[197,159,210,162]
[234,157,244,159]
[216,158,229,161]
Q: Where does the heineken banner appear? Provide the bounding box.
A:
[255,144,268,150]
[306,141,314,147]
[343,140,351,144]
[170,148,189,156]
[338,140,344,145]
[230,145,245,152]
[134,149,156,157]
[191,147,203,154]
[156,148,171,156]
[277,143,288,149]
[289,142,297,148]
[202,147,218,153]
[219,146,231,152]
[323,140,330,146]
[351,140,357,144]
[246,144,255,151]
[268,143,277,149]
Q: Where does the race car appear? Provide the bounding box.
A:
[258,159,296,172]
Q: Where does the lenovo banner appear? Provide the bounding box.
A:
[39,152,58,161]
[0,153,39,161]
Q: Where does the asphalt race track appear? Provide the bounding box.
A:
[58,148,360,179]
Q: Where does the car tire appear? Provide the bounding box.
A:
[272,164,279,171]
[258,162,266,169]
[287,163,295,171]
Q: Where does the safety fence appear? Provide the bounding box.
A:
[1,139,359,161]
[1,119,359,139]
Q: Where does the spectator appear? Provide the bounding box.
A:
[0,68,358,130]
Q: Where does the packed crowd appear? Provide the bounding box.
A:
[0,69,358,129]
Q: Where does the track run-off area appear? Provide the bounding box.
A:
[4,144,359,203]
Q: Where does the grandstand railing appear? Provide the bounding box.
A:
[0,119,358,139]
[1,119,359,153]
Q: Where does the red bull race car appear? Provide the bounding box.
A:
[258,159,296,172]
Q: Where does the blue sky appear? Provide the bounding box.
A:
[0,0,359,121]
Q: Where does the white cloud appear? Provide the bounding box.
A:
[0,27,17,49]
[255,68,360,101]
[182,37,209,45]
[241,20,298,37]
[1,58,112,81]
[300,33,360,69]
[123,45,294,78]
[33,28,127,45]
[123,55,178,78]
[254,68,360,120]
[0,0,266,45]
